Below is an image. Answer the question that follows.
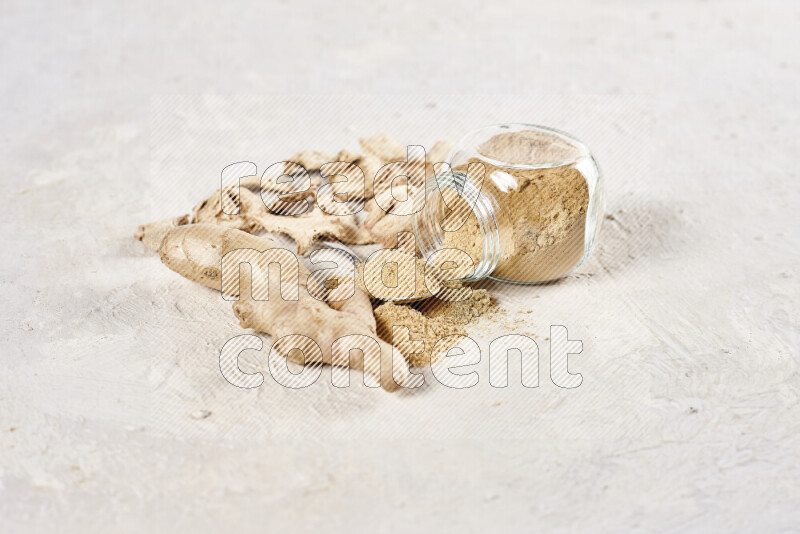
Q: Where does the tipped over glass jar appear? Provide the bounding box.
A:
[414,123,603,284]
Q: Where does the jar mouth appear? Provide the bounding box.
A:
[454,123,591,170]
[413,171,500,282]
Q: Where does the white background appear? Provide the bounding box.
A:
[1,1,798,532]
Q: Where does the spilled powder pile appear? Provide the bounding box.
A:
[443,130,589,282]
[355,248,500,367]
[423,288,495,323]
[356,249,471,302]
[373,289,497,367]
[357,254,440,301]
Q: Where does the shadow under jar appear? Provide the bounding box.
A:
[414,123,604,284]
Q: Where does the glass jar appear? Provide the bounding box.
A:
[414,123,603,284]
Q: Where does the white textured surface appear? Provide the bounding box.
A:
[1,1,798,532]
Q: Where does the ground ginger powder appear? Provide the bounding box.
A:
[443,130,589,283]
[374,289,496,367]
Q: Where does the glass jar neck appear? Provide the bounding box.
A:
[413,171,500,281]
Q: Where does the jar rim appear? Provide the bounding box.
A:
[413,171,500,282]
[454,122,592,170]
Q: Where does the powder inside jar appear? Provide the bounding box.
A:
[442,130,589,283]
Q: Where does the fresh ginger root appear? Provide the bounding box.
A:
[202,186,373,255]
[156,223,417,391]
[135,135,463,392]
[191,187,260,233]
[363,182,417,249]
[364,183,408,229]
[134,214,190,251]
[359,133,406,163]
[233,277,417,391]
[134,185,257,253]
[244,195,373,254]
[369,213,415,250]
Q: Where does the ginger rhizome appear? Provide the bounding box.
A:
[155,223,419,390]
[135,134,495,392]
